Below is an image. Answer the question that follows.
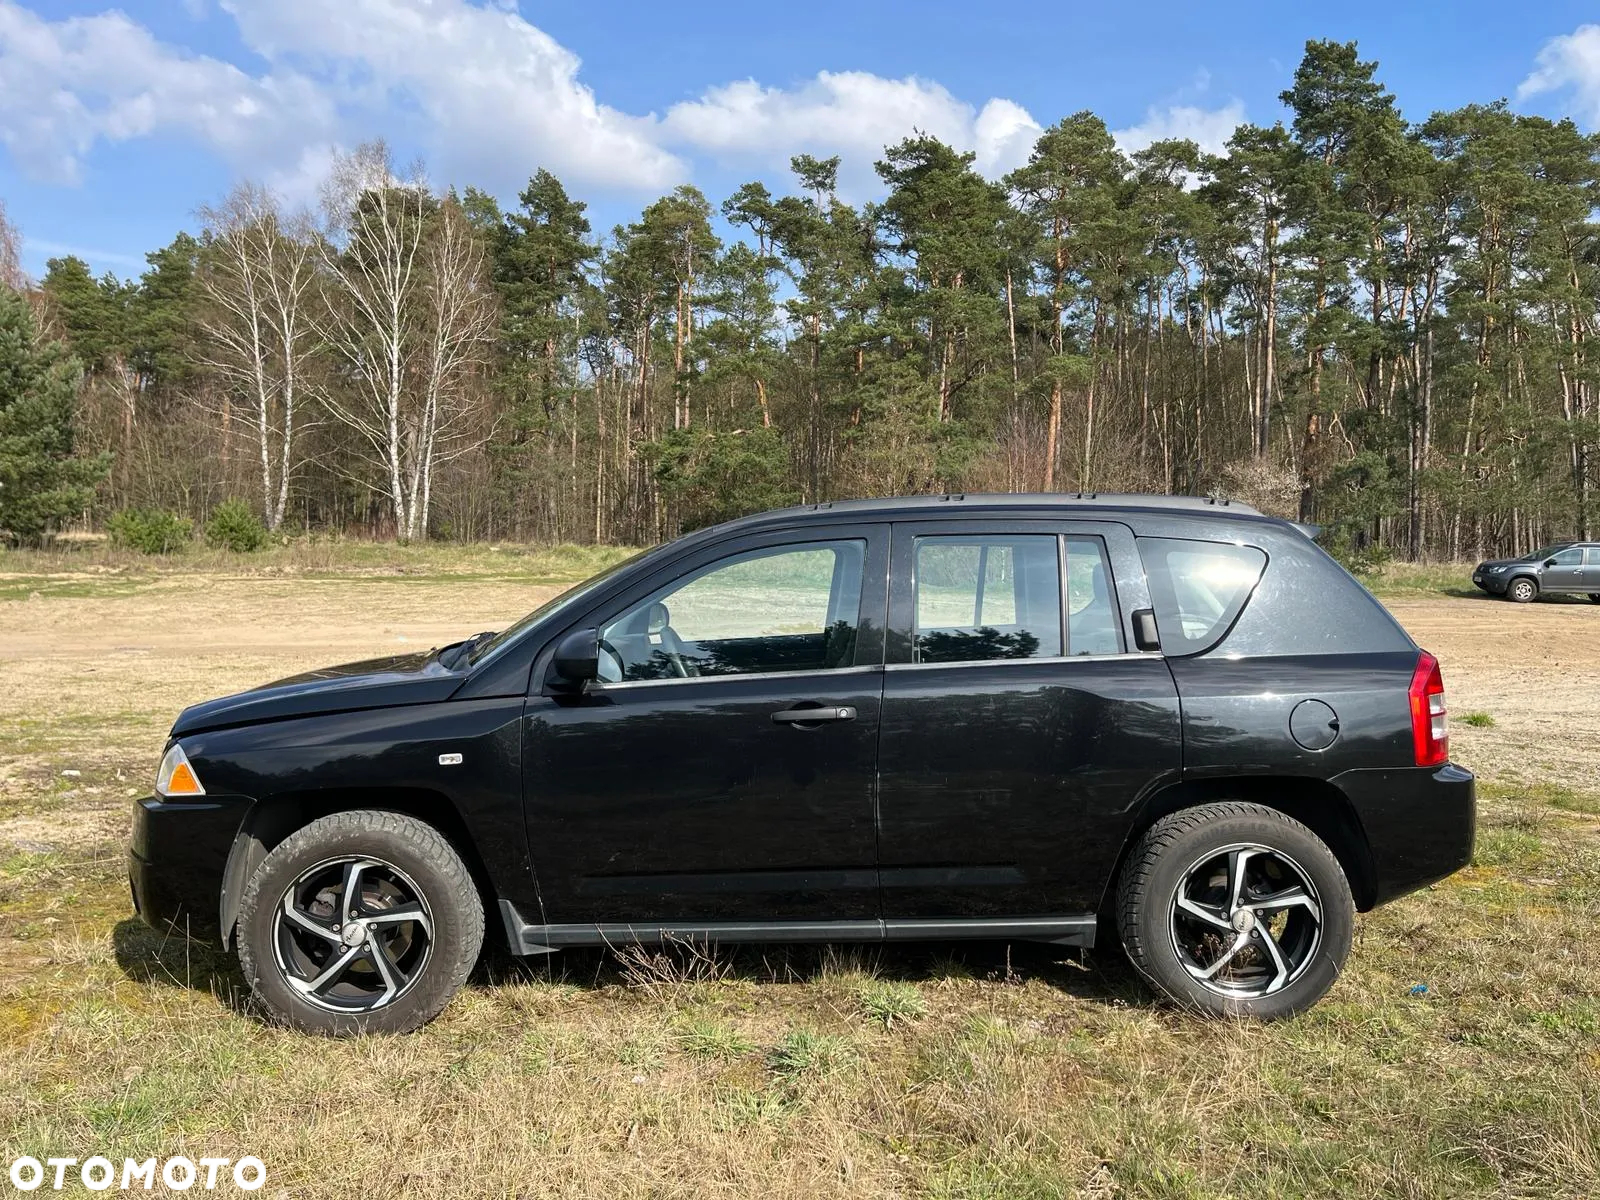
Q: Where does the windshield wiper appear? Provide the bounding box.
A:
[441,631,497,670]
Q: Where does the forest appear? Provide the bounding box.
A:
[1,39,1597,563]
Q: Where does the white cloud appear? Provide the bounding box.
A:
[217,0,686,193]
[0,0,332,185]
[24,237,145,269]
[1112,101,1246,158]
[1519,24,1600,125]
[658,71,1042,194]
[0,0,684,194]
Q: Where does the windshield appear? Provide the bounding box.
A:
[465,548,652,667]
[1517,545,1568,562]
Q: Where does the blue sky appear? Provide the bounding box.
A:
[3,0,1599,280]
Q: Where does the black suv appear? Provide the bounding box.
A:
[1472,542,1600,603]
[130,494,1475,1034]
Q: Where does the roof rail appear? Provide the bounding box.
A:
[785,492,1265,521]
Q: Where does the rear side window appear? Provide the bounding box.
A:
[1139,538,1267,655]
[913,535,1062,662]
[1065,536,1123,656]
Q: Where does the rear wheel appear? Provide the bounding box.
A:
[237,810,483,1035]
[1588,593,1600,604]
[1507,576,1538,603]
[1116,803,1354,1019]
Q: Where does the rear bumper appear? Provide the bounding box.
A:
[129,794,251,942]
[1335,763,1475,907]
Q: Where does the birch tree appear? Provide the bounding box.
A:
[316,144,494,540]
[197,184,315,530]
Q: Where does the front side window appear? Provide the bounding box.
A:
[598,540,864,681]
[1550,547,1583,566]
[1139,537,1267,656]
[913,535,1062,663]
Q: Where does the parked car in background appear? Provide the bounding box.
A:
[130,493,1475,1035]
[1471,542,1600,603]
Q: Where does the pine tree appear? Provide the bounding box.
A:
[0,287,110,542]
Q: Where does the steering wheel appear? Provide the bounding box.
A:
[644,601,699,679]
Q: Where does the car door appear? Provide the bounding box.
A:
[1543,546,1586,593]
[874,520,1182,930]
[520,525,889,928]
[1584,546,1600,592]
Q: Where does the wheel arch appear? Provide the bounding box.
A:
[218,787,496,949]
[1098,776,1380,917]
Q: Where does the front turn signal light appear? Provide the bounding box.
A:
[156,743,206,797]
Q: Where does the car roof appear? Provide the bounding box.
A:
[684,492,1280,544]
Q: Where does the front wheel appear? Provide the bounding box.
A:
[1507,577,1538,603]
[1116,803,1354,1019]
[236,810,484,1035]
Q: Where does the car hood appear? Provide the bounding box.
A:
[170,650,464,736]
[1475,559,1523,571]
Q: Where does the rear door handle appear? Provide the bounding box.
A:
[771,705,856,725]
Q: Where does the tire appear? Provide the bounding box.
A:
[1507,576,1538,603]
[1116,802,1354,1020]
[1588,593,1600,604]
[237,810,484,1036]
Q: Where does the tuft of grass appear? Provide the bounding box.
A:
[712,1085,792,1130]
[675,1017,755,1061]
[767,1029,854,1079]
[1459,711,1496,728]
[856,979,928,1029]
[1474,827,1544,868]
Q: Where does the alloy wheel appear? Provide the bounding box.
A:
[272,856,434,1013]
[1168,843,1323,999]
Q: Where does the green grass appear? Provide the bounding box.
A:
[1365,560,1480,598]
[1459,711,1497,728]
[0,539,638,591]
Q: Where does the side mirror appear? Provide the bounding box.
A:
[550,627,599,687]
[1131,608,1161,652]
[1545,558,1559,568]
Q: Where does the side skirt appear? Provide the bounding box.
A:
[498,901,1096,956]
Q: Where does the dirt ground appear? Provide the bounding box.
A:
[1386,593,1600,792]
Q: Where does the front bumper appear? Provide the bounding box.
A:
[1471,571,1507,594]
[129,794,251,942]
[1335,763,1475,907]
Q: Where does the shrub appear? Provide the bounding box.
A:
[205,498,267,552]
[106,508,193,555]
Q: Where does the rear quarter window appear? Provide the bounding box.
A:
[1138,538,1267,655]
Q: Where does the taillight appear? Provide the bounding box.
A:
[1408,650,1448,766]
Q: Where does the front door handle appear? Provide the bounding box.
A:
[771,705,856,725]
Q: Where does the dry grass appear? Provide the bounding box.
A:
[1,549,1598,1198]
